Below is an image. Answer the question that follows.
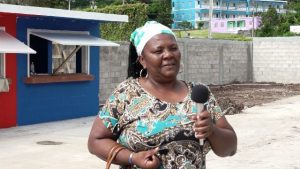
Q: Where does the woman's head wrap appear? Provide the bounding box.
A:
[130,21,176,56]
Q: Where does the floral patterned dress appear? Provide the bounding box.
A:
[99,78,223,169]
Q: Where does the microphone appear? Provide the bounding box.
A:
[191,84,210,146]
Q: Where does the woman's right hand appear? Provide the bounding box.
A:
[132,147,160,169]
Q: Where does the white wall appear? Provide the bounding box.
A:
[253,37,300,84]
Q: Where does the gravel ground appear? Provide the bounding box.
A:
[210,83,300,115]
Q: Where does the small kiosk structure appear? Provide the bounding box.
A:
[0,3,128,128]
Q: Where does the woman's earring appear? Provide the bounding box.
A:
[139,68,144,78]
[140,68,148,78]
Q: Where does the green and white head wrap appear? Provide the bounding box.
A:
[130,21,176,56]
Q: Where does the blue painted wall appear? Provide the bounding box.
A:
[16,16,100,125]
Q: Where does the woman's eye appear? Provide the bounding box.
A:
[170,47,178,51]
[154,50,163,54]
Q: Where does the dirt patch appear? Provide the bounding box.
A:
[210,83,300,115]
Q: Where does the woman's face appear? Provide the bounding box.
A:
[140,34,181,82]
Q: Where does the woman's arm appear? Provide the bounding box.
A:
[207,116,237,157]
[88,117,161,168]
[88,117,132,166]
[192,112,237,157]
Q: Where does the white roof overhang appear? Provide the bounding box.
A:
[0,30,36,54]
[30,31,119,47]
[0,3,128,22]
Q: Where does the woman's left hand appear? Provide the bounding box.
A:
[132,147,160,169]
[190,111,214,139]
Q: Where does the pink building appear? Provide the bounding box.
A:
[211,17,261,34]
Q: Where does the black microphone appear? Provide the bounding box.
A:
[191,84,210,146]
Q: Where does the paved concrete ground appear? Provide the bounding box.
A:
[1,95,300,169]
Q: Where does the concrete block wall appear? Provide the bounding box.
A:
[99,42,128,104]
[178,39,251,85]
[253,37,300,84]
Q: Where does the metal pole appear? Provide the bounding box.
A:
[208,0,213,39]
[68,0,71,10]
[251,0,255,38]
[220,0,223,18]
[250,0,254,82]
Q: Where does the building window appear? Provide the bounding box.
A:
[198,0,200,5]
[28,30,89,76]
[172,2,175,7]
[227,21,235,29]
[237,21,245,28]
[221,22,224,27]
[214,22,218,28]
[52,44,88,74]
[249,21,253,25]
[0,53,4,78]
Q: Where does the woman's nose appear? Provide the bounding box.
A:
[162,49,173,59]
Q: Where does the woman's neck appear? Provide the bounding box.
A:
[138,77,188,103]
[145,76,179,91]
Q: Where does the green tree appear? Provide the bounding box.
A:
[1,0,90,9]
[287,0,300,12]
[198,21,205,30]
[177,21,192,37]
[86,3,148,41]
[147,0,172,27]
[1,0,68,9]
[256,1,300,37]
[178,21,192,30]
[256,7,280,37]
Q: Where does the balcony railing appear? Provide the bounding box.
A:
[195,17,210,21]
[198,6,286,13]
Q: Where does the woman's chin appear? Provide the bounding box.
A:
[162,71,179,79]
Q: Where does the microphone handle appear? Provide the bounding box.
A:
[196,103,205,146]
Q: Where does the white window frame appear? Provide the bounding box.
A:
[0,27,6,78]
[27,29,90,77]
[0,53,5,78]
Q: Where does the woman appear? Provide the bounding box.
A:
[88,21,237,169]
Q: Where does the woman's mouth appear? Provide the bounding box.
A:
[162,63,176,67]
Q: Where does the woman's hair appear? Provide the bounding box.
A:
[127,42,147,79]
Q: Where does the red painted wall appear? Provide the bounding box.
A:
[0,13,17,128]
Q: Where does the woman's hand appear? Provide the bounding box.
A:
[190,111,214,139]
[132,147,160,169]
[190,111,237,157]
